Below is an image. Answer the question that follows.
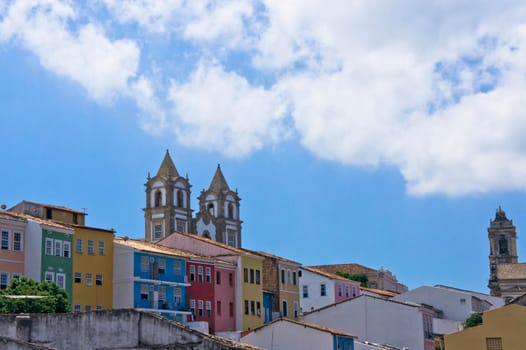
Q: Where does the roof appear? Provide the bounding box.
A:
[164,232,260,258]
[208,164,230,192]
[5,211,73,231]
[302,266,356,282]
[361,287,399,298]
[115,237,204,259]
[310,263,378,276]
[156,150,180,178]
[0,211,27,223]
[489,206,514,228]
[242,248,301,265]
[70,224,115,234]
[495,263,526,279]
[244,317,356,339]
[10,200,87,215]
[356,340,401,350]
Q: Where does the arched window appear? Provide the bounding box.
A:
[228,203,234,219]
[282,300,288,317]
[207,203,214,215]
[155,190,162,207]
[203,230,211,239]
[177,190,184,207]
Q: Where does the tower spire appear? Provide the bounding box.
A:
[208,163,230,192]
[156,149,179,178]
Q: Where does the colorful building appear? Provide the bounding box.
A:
[0,211,27,288]
[10,200,86,226]
[159,232,264,331]
[72,225,114,312]
[444,304,526,349]
[113,238,193,322]
[244,249,301,322]
[299,266,361,313]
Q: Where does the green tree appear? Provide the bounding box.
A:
[0,277,70,313]
[336,272,368,287]
[464,313,483,328]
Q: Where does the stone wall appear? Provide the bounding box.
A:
[0,310,262,350]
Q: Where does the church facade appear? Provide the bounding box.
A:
[488,207,526,302]
[143,151,242,247]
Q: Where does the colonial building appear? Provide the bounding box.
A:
[144,150,242,247]
[487,207,526,302]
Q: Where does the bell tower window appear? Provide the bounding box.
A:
[207,203,214,215]
[228,203,234,219]
[498,235,509,255]
[155,191,162,207]
[177,190,184,207]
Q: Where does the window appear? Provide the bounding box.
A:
[460,298,466,304]
[321,283,327,296]
[158,286,166,302]
[54,240,62,257]
[11,273,20,279]
[73,213,78,224]
[250,269,254,284]
[345,285,350,298]
[227,230,236,247]
[244,300,249,315]
[282,300,288,317]
[0,272,9,289]
[13,232,22,251]
[96,305,102,311]
[85,305,91,312]
[141,256,149,272]
[198,300,203,317]
[56,273,66,289]
[244,268,248,283]
[87,240,94,254]
[256,270,261,285]
[228,203,234,219]
[45,271,54,283]
[190,299,196,315]
[155,190,162,207]
[229,273,233,286]
[96,274,103,286]
[176,220,186,232]
[154,224,163,239]
[85,273,92,286]
[206,300,211,317]
[287,270,292,284]
[1,231,10,250]
[229,302,234,317]
[293,301,298,318]
[352,286,357,297]
[173,261,181,275]
[250,301,255,315]
[74,304,81,312]
[45,238,53,255]
[281,269,285,284]
[141,285,148,300]
[217,300,222,316]
[486,338,502,350]
[174,288,182,306]
[292,271,297,285]
[63,241,71,258]
[190,265,195,281]
[158,259,166,274]
[74,272,82,283]
[338,284,342,297]
[198,266,203,282]
[216,271,221,285]
[205,267,211,283]
[303,285,309,298]
[98,241,105,255]
[45,208,52,219]
[256,301,261,317]
[176,190,184,207]
[76,238,82,253]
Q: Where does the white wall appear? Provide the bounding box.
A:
[23,220,42,281]
[299,268,335,312]
[241,320,333,350]
[301,295,425,350]
[112,243,134,308]
[196,218,216,240]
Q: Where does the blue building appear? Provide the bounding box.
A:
[113,238,195,322]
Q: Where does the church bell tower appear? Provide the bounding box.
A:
[144,150,193,241]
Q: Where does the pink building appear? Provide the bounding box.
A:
[0,211,27,288]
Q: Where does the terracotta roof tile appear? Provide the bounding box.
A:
[115,238,205,259]
[245,317,356,339]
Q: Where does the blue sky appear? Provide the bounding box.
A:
[3,0,526,293]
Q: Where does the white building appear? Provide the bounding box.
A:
[301,295,435,350]
[241,318,356,350]
[299,266,361,313]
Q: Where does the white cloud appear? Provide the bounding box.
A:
[0,0,139,102]
[167,63,289,157]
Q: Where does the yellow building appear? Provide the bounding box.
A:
[9,200,86,225]
[71,225,114,312]
[240,253,264,331]
[444,304,526,350]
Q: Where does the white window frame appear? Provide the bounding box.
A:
[158,286,166,302]
[198,266,203,282]
[98,241,105,255]
[302,285,309,298]
[0,272,9,289]
[96,305,102,311]
[76,238,82,253]
[140,284,148,300]
[45,238,53,255]
[141,256,149,272]
[205,267,211,283]
[96,274,103,286]
[45,271,54,283]
[63,241,71,258]
[85,273,92,286]
[158,259,166,274]
[190,264,195,281]
[74,272,82,283]
[13,232,22,252]
[1,230,9,250]
[56,273,66,289]
[173,261,181,275]
[87,240,94,254]
[198,300,204,317]
[85,305,91,312]
[154,224,163,239]
[205,300,211,317]
[74,304,81,312]
[54,240,62,257]
[174,288,182,306]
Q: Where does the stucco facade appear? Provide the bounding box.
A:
[445,304,526,349]
[0,212,27,288]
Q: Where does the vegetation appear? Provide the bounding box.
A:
[336,272,368,287]
[0,277,70,313]
[464,313,483,328]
